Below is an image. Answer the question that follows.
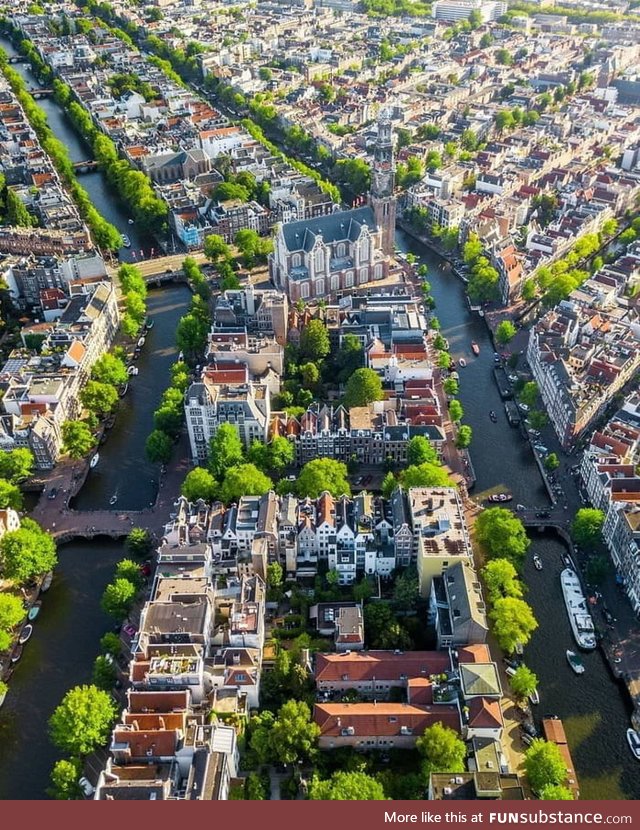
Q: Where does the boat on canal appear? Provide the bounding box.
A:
[145,318,154,330]
[626,729,640,760]
[566,650,585,675]
[11,644,23,664]
[28,601,42,621]
[459,358,466,368]
[489,410,498,423]
[137,336,145,348]
[488,492,512,503]
[18,624,33,645]
[561,568,597,650]
[90,452,100,468]
[0,686,6,709]
[127,218,134,225]
[40,571,53,593]
[109,489,119,506]
[121,234,131,248]
[471,341,480,355]
[533,554,543,571]
[529,688,540,705]
[119,383,129,398]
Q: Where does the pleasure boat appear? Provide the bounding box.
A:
[18,624,33,644]
[626,729,640,760]
[127,365,136,376]
[28,601,42,621]
[127,218,134,225]
[10,644,23,664]
[566,649,585,675]
[119,383,129,398]
[560,568,597,650]
[137,336,145,348]
[121,234,131,248]
[459,358,466,368]
[489,410,498,423]
[488,493,512,503]
[109,492,118,506]
[145,318,154,330]
[471,341,480,355]
[0,687,6,709]
[90,452,100,468]
[40,571,53,593]
[533,554,543,571]
[529,688,540,706]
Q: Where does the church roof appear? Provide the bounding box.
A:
[281,207,377,253]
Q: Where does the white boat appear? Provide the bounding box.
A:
[127,218,134,225]
[626,729,640,760]
[560,568,596,650]
[90,452,100,468]
[40,571,53,593]
[109,493,118,506]
[119,383,129,398]
[18,624,33,644]
[121,234,131,248]
[127,365,136,376]
[137,336,145,348]
[459,358,466,368]
[533,554,542,571]
[566,649,585,674]
[529,688,540,705]
[0,688,6,709]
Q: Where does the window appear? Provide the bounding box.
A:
[235,673,246,682]
[292,253,302,268]
[301,282,310,299]
[345,271,354,287]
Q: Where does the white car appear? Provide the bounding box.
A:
[518,403,530,412]
[78,777,95,798]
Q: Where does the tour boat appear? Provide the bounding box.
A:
[533,554,543,571]
[489,410,498,423]
[488,493,512,503]
[459,358,466,368]
[10,644,23,664]
[529,688,540,706]
[471,341,480,355]
[28,601,42,621]
[90,452,100,468]
[121,234,131,248]
[561,568,597,650]
[566,650,585,675]
[40,571,53,593]
[18,624,33,645]
[626,729,640,761]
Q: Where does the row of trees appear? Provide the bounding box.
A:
[462,233,500,304]
[0,53,122,250]
[382,436,455,499]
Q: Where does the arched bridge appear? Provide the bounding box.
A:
[31,507,160,545]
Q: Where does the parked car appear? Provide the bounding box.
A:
[122,623,138,637]
[78,777,95,798]
[535,510,551,519]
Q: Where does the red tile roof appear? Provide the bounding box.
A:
[314,702,460,738]
[468,697,503,730]
[315,651,451,683]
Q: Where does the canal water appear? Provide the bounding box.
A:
[397,232,640,800]
[0,539,125,800]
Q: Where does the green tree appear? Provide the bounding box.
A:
[0,479,23,510]
[524,739,568,795]
[333,158,371,197]
[125,527,153,559]
[91,353,128,387]
[208,423,244,479]
[115,559,143,590]
[336,334,364,382]
[203,233,230,262]
[48,758,82,800]
[220,464,273,502]
[245,772,268,800]
[181,467,218,502]
[400,463,452,489]
[297,458,351,498]
[510,664,538,700]
[100,578,137,621]
[61,420,95,459]
[100,632,121,658]
[586,554,610,586]
[0,448,34,483]
[0,593,26,636]
[482,559,523,601]
[49,685,117,757]
[495,320,517,345]
[392,567,419,613]
[529,410,548,431]
[455,425,473,449]
[267,561,283,590]
[6,189,35,227]
[495,48,514,66]
[299,319,330,362]
[300,361,320,390]
[407,436,437,466]
[382,471,397,499]
[92,654,117,691]
[571,508,605,547]
[544,453,560,472]
[416,723,466,777]
[540,784,574,800]
[449,400,463,422]
[520,381,539,409]
[364,602,411,650]
[145,429,173,464]
[474,507,530,568]
[268,700,320,765]
[0,521,57,584]
[80,380,118,415]
[343,368,383,408]
[309,771,386,800]
[489,597,538,654]
[269,436,295,473]
[176,313,208,361]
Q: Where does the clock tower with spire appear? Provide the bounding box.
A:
[369,112,396,257]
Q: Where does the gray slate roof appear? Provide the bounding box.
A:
[281,206,376,253]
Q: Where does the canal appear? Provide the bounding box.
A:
[397,231,640,799]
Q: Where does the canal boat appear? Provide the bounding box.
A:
[529,688,540,706]
[489,410,498,423]
[566,650,585,675]
[626,729,640,760]
[109,490,118,506]
[459,358,466,368]
[119,383,129,398]
[121,234,131,248]
[533,554,543,571]
[488,493,512,503]
[521,733,534,747]
[137,336,145,348]
[127,365,136,376]
[90,452,100,468]
[127,218,134,225]
[10,644,23,664]
[471,341,480,355]
[28,601,42,621]
[0,687,6,709]
[40,571,53,593]
[18,624,33,644]
[561,568,597,650]
[146,318,154,330]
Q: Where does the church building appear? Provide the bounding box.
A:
[269,116,397,302]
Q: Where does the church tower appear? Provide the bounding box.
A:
[369,112,396,257]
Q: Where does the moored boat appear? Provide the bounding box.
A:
[40,571,53,593]
[11,644,23,663]
[566,649,585,675]
[18,624,33,644]
[119,383,129,398]
[626,729,640,760]
[471,341,480,355]
[560,568,596,650]
[0,688,6,709]
[127,218,134,225]
[459,358,466,368]
[145,318,154,330]
[121,234,131,248]
[533,554,543,571]
[109,492,118,506]
[489,410,498,423]
[529,688,540,706]
[137,336,145,348]
[90,452,100,468]
[28,601,42,621]
[488,493,512,503]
